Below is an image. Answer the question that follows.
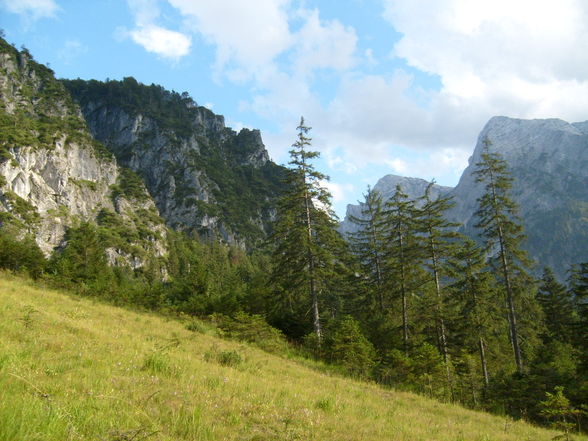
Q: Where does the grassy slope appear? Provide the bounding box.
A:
[0,275,580,441]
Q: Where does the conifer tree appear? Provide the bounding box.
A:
[447,238,498,387]
[473,138,533,373]
[382,184,422,353]
[537,267,576,344]
[348,186,387,312]
[417,182,460,365]
[270,117,343,345]
[416,182,461,391]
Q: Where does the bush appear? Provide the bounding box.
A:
[211,312,289,354]
[324,316,376,378]
[0,232,46,278]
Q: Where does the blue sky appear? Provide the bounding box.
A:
[2,0,587,217]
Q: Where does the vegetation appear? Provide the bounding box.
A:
[0,274,578,441]
[61,77,287,243]
[1,36,587,439]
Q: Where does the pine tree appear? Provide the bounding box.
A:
[348,186,387,313]
[382,184,422,353]
[473,138,533,373]
[270,117,343,345]
[537,267,576,343]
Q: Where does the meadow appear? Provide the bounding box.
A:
[0,273,581,441]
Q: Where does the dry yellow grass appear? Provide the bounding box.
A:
[0,274,583,441]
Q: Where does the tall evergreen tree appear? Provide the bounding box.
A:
[537,267,576,344]
[382,184,422,353]
[270,117,343,345]
[348,186,387,313]
[416,182,460,387]
[473,138,533,373]
[447,238,499,387]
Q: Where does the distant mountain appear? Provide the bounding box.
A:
[339,176,452,236]
[62,78,286,245]
[340,116,588,279]
[448,116,588,278]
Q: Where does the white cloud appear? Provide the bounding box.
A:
[292,9,358,75]
[0,0,59,21]
[319,179,354,204]
[384,158,408,175]
[130,25,191,60]
[382,0,588,124]
[167,0,293,73]
[124,0,191,61]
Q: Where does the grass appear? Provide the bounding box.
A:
[0,273,583,441]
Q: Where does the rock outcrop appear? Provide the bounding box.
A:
[447,116,588,278]
[63,78,285,245]
[339,175,452,236]
[0,38,166,263]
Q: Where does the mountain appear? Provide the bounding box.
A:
[0,38,166,264]
[448,116,588,278]
[341,116,588,279]
[62,77,286,245]
[339,175,452,236]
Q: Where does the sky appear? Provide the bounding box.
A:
[1,0,587,217]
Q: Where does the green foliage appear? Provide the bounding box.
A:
[111,168,149,201]
[0,232,46,278]
[270,117,348,344]
[211,312,288,354]
[537,267,576,343]
[539,387,578,440]
[204,346,243,368]
[323,316,376,378]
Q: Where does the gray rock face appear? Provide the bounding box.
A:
[64,79,284,245]
[447,116,588,278]
[343,116,588,279]
[0,40,166,262]
[339,175,452,236]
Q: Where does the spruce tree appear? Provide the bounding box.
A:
[417,182,460,364]
[348,186,387,312]
[473,138,533,373]
[382,184,422,353]
[270,117,343,345]
[537,267,576,344]
[447,238,499,387]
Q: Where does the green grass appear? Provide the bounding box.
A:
[0,273,582,441]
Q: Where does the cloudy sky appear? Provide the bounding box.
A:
[1,0,587,216]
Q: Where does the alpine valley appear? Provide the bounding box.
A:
[2,35,588,441]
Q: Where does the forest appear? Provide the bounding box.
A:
[1,118,587,437]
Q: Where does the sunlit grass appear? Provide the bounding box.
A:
[0,273,582,441]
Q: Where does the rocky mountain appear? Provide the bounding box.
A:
[339,175,452,236]
[0,38,166,265]
[448,116,588,278]
[62,77,286,245]
[341,116,588,279]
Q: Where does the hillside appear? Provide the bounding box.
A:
[0,274,575,441]
[62,78,287,245]
[0,37,166,264]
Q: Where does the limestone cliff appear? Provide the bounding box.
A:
[0,38,166,264]
[62,78,285,245]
